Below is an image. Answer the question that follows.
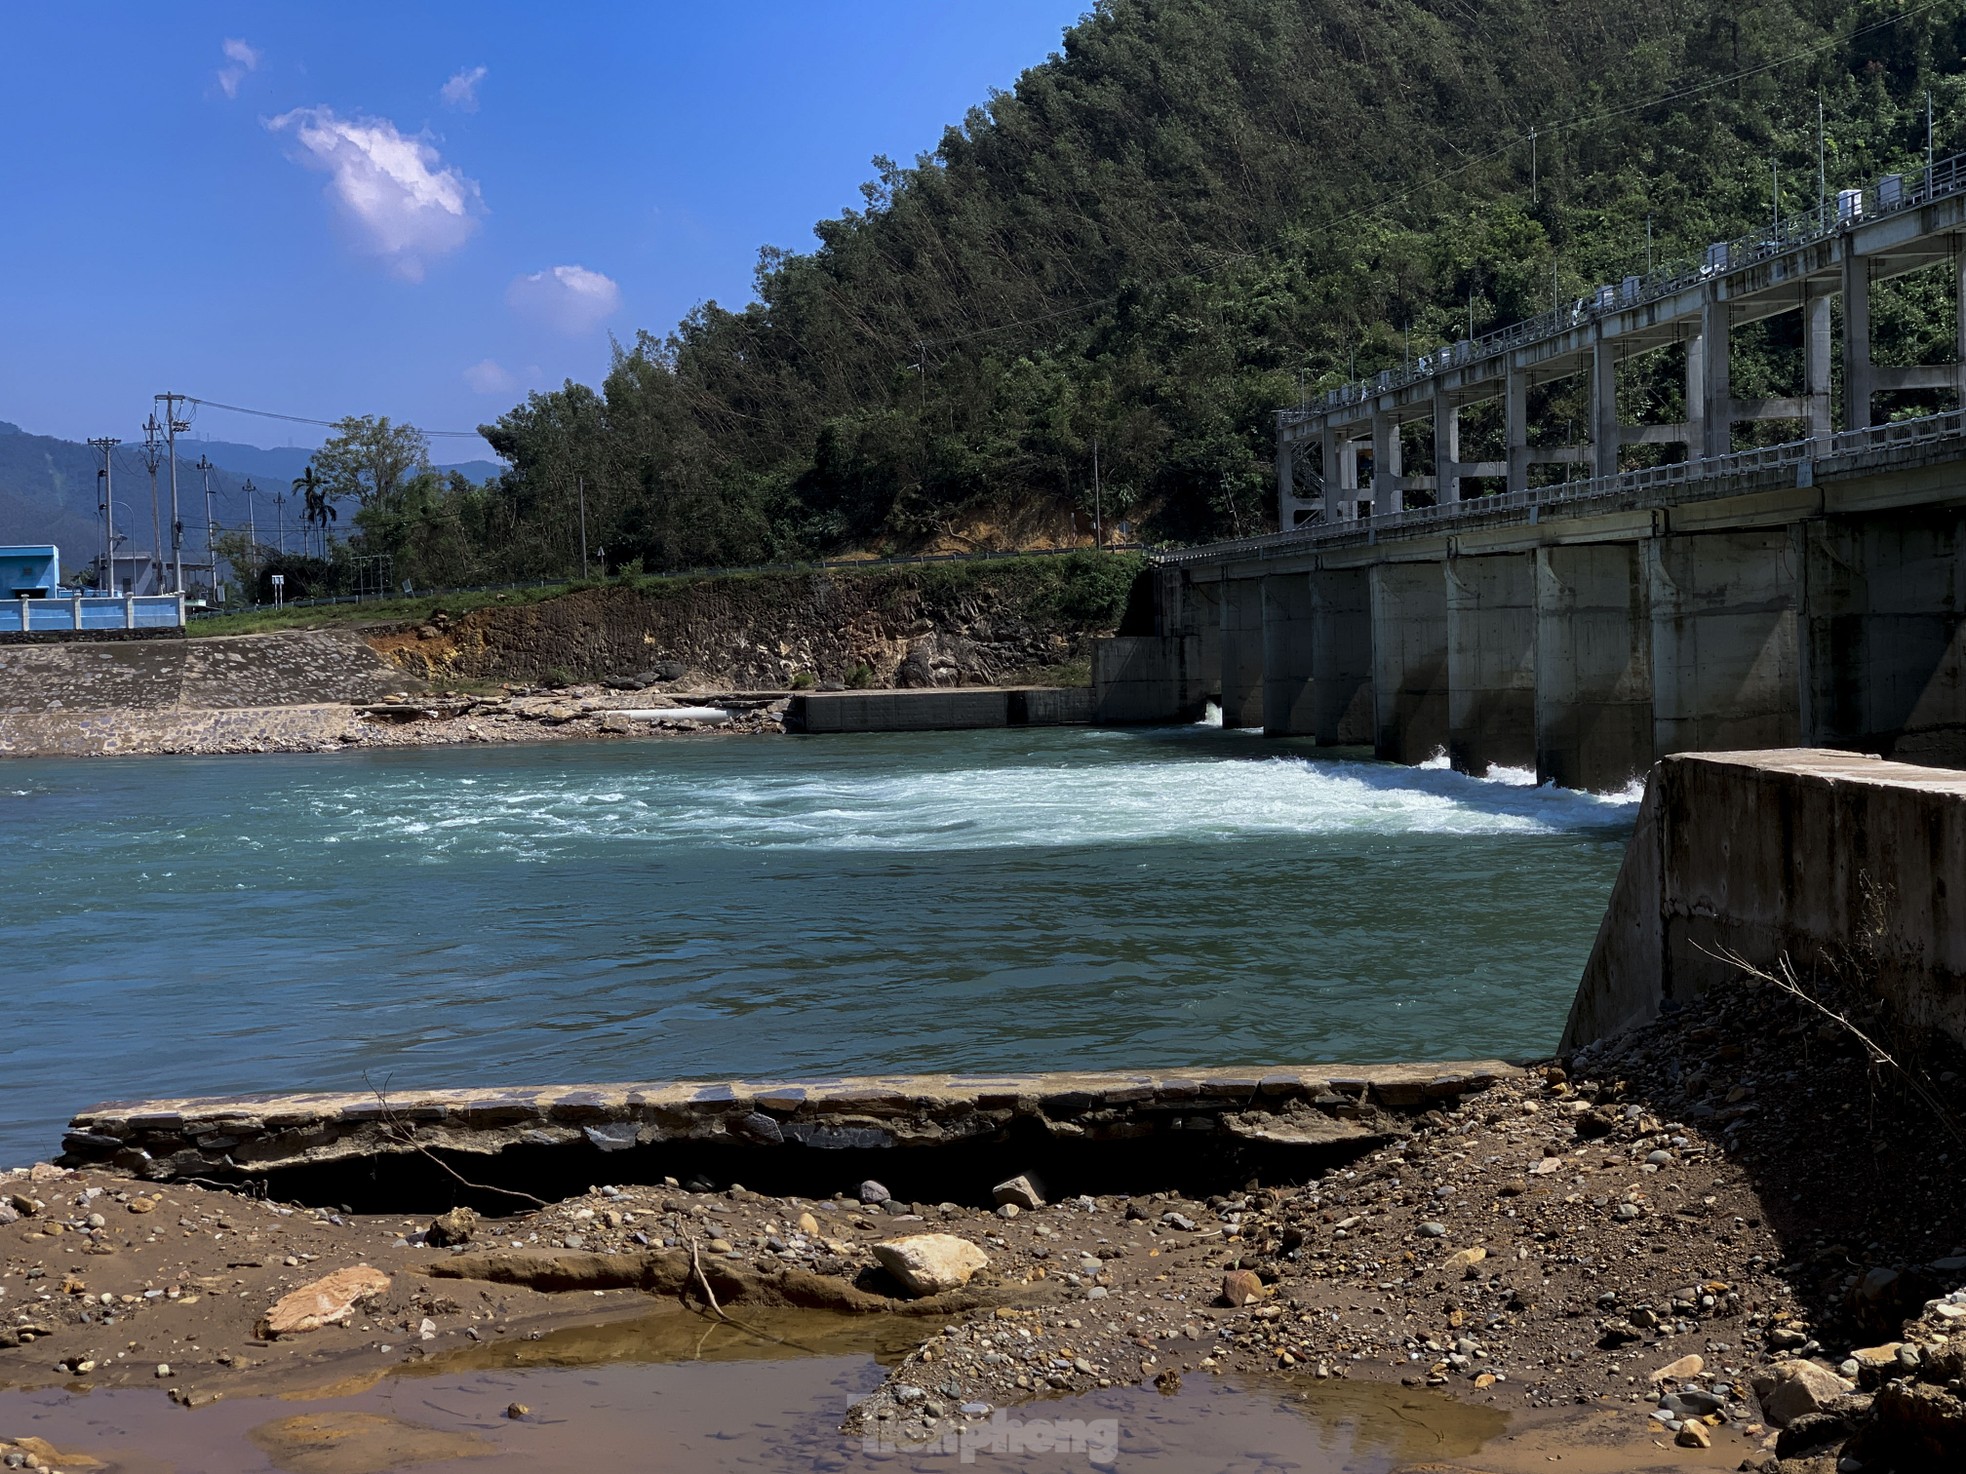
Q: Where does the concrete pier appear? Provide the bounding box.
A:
[1218,577,1265,728]
[1369,562,1449,764]
[1647,528,1800,755]
[1445,552,1537,775]
[1534,543,1653,793]
[1260,574,1316,735]
[1310,567,1374,745]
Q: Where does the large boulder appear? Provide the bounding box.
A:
[1753,1360,1854,1426]
[872,1234,989,1297]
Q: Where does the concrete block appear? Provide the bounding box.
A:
[1310,567,1374,745]
[1092,637,1205,725]
[1260,574,1316,736]
[1218,577,1265,728]
[1648,529,1801,755]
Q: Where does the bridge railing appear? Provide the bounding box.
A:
[1279,151,1966,430]
[1163,409,1966,567]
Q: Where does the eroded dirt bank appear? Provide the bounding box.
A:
[372,556,1141,691]
[10,967,1966,1471]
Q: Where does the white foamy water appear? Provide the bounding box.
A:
[299,729,1639,861]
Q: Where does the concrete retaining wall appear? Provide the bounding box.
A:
[1091,636,1206,724]
[59,1062,1517,1187]
[788,686,1092,733]
[1562,749,1966,1052]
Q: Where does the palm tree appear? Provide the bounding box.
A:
[293,465,336,558]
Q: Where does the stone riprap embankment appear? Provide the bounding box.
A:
[57,1064,1515,1192]
[0,629,423,757]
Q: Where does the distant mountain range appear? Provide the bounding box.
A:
[0,420,503,575]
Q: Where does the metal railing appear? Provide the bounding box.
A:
[1160,408,1966,567]
[1,593,185,634]
[1280,151,1966,429]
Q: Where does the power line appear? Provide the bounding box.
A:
[180,395,492,440]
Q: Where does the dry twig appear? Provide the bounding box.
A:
[363,1075,550,1209]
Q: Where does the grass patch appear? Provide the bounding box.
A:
[188,584,574,638]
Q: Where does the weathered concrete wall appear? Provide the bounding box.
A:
[1218,577,1265,728]
[1311,567,1375,746]
[1260,574,1316,736]
[1446,553,1537,775]
[1370,562,1449,764]
[1803,510,1966,767]
[1090,636,1206,724]
[789,686,1091,733]
[1648,529,1801,755]
[1535,543,1653,793]
[1563,750,1966,1053]
[59,1062,1518,1186]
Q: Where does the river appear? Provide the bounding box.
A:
[0,725,1636,1167]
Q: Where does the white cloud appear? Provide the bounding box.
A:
[464,359,518,395]
[217,37,261,99]
[267,107,484,280]
[505,265,622,334]
[441,65,487,111]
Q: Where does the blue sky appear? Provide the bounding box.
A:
[0,3,1089,457]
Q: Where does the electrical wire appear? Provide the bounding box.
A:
[180,396,492,440]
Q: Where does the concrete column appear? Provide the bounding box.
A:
[1445,553,1538,775]
[1274,434,1294,527]
[1320,426,1343,521]
[1339,437,1361,517]
[1534,543,1654,792]
[1842,254,1873,430]
[1371,411,1403,514]
[1684,332,1705,461]
[1261,574,1318,736]
[1308,566,1374,745]
[1218,576,1265,728]
[1433,384,1461,504]
[1505,365,1529,493]
[1804,287,1833,441]
[1591,337,1620,479]
[1648,528,1801,755]
[1700,292,1731,459]
[1801,510,1966,766]
[1369,561,1449,764]
[1956,252,1966,407]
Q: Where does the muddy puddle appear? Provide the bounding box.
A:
[0,1303,1523,1473]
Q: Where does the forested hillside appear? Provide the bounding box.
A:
[456,0,1966,574]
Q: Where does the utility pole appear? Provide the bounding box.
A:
[88,437,119,590]
[242,479,258,593]
[1091,435,1104,550]
[1818,96,1827,214]
[139,414,165,593]
[577,476,588,578]
[196,454,217,600]
[273,491,286,556]
[1928,90,1936,193]
[156,392,190,593]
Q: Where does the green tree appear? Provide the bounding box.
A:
[313,415,430,512]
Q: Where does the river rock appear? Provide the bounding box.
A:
[1651,1353,1704,1382]
[257,1265,392,1338]
[426,1207,478,1248]
[993,1175,1045,1211]
[872,1234,989,1297]
[1754,1360,1853,1426]
[1444,1246,1487,1276]
[859,1180,892,1205]
[1222,1270,1264,1307]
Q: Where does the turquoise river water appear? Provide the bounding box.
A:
[1,724,1637,1168]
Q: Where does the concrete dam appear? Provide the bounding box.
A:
[1096,154,1966,789]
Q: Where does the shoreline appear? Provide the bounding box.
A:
[0,685,791,760]
[12,966,1965,1470]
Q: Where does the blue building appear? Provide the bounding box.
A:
[0,544,60,598]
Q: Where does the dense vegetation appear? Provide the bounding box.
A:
[327,0,1966,587]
